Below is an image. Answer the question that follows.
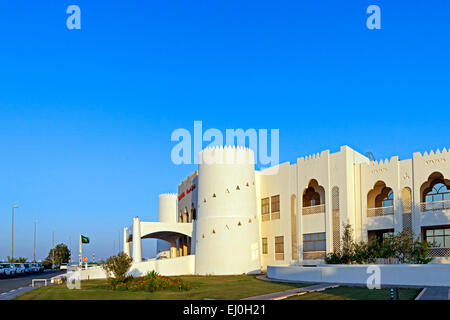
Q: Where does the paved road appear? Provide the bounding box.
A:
[0,270,65,294]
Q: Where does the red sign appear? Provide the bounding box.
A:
[83,256,87,262]
[178,184,196,200]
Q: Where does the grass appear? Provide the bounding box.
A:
[285,286,422,300]
[16,274,311,300]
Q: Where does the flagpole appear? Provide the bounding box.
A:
[79,234,82,267]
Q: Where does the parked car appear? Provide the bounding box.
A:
[23,263,33,274]
[13,263,25,275]
[60,263,68,270]
[31,263,42,273]
[0,264,5,278]
[1,263,15,277]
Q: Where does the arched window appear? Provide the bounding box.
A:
[302,179,325,215]
[425,183,450,203]
[420,172,450,211]
[375,188,393,208]
[178,210,183,223]
[303,187,321,206]
[183,207,188,223]
[367,181,394,216]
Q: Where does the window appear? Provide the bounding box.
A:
[425,228,450,248]
[275,236,284,260]
[303,187,321,207]
[383,190,394,207]
[261,198,270,221]
[262,238,268,254]
[271,195,280,220]
[425,183,450,203]
[303,233,326,252]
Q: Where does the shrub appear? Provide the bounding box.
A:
[325,224,433,265]
[107,270,192,292]
[101,252,133,289]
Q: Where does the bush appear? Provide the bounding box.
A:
[101,252,133,289]
[325,224,433,265]
[104,269,192,292]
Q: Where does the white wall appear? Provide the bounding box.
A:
[76,255,196,280]
[268,264,450,287]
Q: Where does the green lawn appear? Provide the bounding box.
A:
[16,274,311,300]
[286,286,421,300]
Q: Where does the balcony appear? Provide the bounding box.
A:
[302,204,325,215]
[367,206,394,217]
[420,200,450,212]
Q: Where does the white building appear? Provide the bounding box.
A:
[124,145,450,275]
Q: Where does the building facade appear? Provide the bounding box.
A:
[125,145,450,275]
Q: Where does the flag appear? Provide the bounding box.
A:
[81,235,90,244]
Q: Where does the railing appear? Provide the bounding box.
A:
[302,204,325,215]
[367,206,394,217]
[271,211,280,220]
[420,200,450,212]
[261,213,270,221]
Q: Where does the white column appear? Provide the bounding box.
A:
[123,227,131,257]
[132,217,142,263]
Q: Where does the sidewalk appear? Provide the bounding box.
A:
[242,278,338,300]
[416,287,450,300]
[0,286,35,300]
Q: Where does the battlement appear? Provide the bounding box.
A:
[199,145,255,165]
[298,150,329,164]
[413,148,449,159]
[368,156,399,166]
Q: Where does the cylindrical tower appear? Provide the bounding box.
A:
[157,193,178,256]
[195,146,260,275]
[158,193,178,223]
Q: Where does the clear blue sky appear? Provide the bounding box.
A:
[0,1,449,261]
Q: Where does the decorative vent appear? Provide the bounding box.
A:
[213,193,216,198]
[236,185,240,190]
[238,221,242,226]
[202,234,205,238]
[203,198,206,203]
[212,229,216,234]
[226,189,230,194]
[225,224,229,230]
[332,187,340,252]
[248,219,252,223]
[246,182,249,187]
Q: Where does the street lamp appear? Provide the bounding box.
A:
[52,230,55,268]
[11,205,19,261]
[33,221,39,262]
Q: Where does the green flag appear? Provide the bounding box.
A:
[81,235,90,244]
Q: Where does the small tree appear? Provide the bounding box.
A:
[102,252,133,288]
[45,243,71,266]
[7,256,27,263]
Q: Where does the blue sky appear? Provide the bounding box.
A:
[0,1,449,261]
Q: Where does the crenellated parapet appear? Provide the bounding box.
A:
[198,145,255,166]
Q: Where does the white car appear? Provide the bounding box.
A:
[60,264,68,270]
[13,263,25,275]
[1,263,15,277]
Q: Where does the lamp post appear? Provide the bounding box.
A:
[118,230,121,254]
[52,230,55,268]
[33,220,39,262]
[11,205,19,261]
